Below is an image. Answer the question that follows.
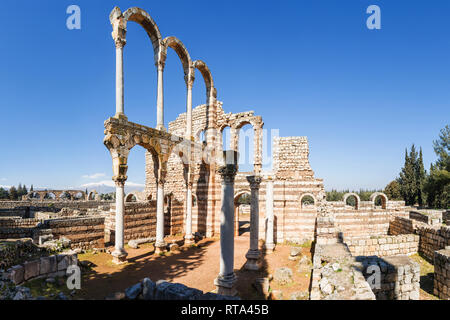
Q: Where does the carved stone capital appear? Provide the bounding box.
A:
[218,165,238,184]
[247,175,262,190]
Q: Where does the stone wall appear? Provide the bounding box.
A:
[345,235,419,257]
[0,218,41,239]
[433,248,450,300]
[4,252,78,285]
[310,243,375,300]
[416,225,450,261]
[43,217,105,250]
[389,216,450,261]
[359,255,420,300]
[410,210,442,225]
[272,137,314,179]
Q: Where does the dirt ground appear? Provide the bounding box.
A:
[73,232,312,300]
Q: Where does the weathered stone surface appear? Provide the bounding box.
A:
[23,260,39,280]
[274,267,293,285]
[9,265,24,285]
[40,256,57,275]
[125,282,142,300]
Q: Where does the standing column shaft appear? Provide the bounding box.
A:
[186,83,193,140]
[185,182,193,244]
[115,46,124,118]
[155,178,166,252]
[112,181,127,263]
[265,177,275,252]
[245,176,262,270]
[156,62,165,131]
[214,163,238,296]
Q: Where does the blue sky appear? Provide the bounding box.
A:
[0,0,449,191]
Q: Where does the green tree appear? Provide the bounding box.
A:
[424,126,450,208]
[398,146,417,205]
[384,180,401,200]
[0,188,9,199]
[9,186,18,201]
[416,148,426,206]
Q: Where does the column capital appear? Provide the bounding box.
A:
[217,164,237,184]
[112,26,127,49]
[112,175,127,187]
[247,175,262,189]
[184,73,195,89]
[156,58,166,71]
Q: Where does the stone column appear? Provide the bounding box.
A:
[111,16,127,120]
[214,152,238,296]
[184,181,194,245]
[245,175,262,270]
[265,176,275,253]
[155,173,166,253]
[234,205,240,237]
[185,74,194,140]
[253,125,263,174]
[156,60,166,131]
[112,178,127,264]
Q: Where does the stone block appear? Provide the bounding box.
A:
[40,256,57,275]
[9,265,24,285]
[24,260,40,280]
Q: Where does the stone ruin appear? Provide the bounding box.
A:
[1,6,449,300]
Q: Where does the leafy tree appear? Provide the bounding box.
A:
[424,126,450,208]
[9,186,18,201]
[30,185,34,192]
[384,180,401,200]
[398,145,425,206]
[0,188,9,200]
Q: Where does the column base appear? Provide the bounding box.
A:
[214,273,238,296]
[244,249,261,271]
[154,241,167,254]
[264,243,276,254]
[113,113,128,121]
[184,235,195,246]
[111,249,128,264]
[156,125,166,132]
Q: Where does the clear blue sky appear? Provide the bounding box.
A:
[0,0,449,191]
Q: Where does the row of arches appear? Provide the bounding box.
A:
[25,190,99,201]
[298,192,389,210]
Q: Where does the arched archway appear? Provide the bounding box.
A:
[234,190,251,237]
[343,193,360,210]
[370,192,388,209]
[299,193,316,209]
[125,193,137,202]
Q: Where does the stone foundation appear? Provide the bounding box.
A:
[359,255,420,300]
[345,235,419,257]
[433,248,450,300]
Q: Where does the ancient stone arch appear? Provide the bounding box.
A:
[162,36,192,81]
[370,192,388,209]
[111,7,164,64]
[125,193,137,202]
[87,190,99,201]
[299,193,317,209]
[343,192,360,210]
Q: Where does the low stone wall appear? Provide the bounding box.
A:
[310,243,375,300]
[5,251,78,285]
[43,217,105,250]
[117,278,239,300]
[416,225,450,261]
[389,216,417,235]
[444,211,450,225]
[359,255,420,300]
[410,210,442,225]
[0,218,41,239]
[433,248,450,300]
[345,235,419,257]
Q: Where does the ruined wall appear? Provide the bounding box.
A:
[345,234,419,257]
[433,248,450,300]
[44,217,105,250]
[389,216,450,261]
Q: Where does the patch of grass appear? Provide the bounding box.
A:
[22,277,73,299]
